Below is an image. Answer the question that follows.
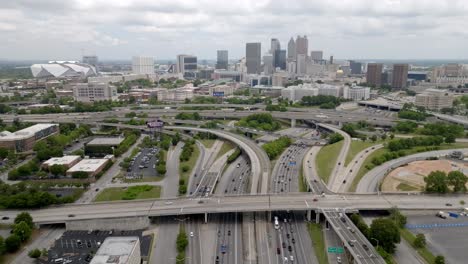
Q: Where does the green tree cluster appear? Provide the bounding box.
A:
[236,113,281,131]
[300,95,345,108]
[180,140,195,162]
[328,133,344,144]
[227,148,242,163]
[387,136,443,152]
[262,137,292,159]
[425,170,468,193]
[175,112,202,120]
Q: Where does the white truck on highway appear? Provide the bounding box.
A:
[436,211,447,219]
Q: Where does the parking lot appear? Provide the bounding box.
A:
[45,230,152,264]
[406,213,468,264]
[126,147,159,179]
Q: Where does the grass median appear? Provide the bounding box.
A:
[307,223,328,264]
[345,140,384,166]
[400,228,435,264]
[94,185,161,202]
[316,141,344,184]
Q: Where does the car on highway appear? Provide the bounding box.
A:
[363,244,369,251]
[190,231,194,237]
[277,247,281,254]
[1,216,9,220]
[288,245,292,252]
[348,240,354,247]
[68,214,75,217]
[290,255,294,262]
[446,203,453,206]
[337,256,342,263]
[220,244,227,254]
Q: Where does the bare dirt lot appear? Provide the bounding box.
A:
[382,159,468,192]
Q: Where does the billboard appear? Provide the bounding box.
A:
[213,91,225,97]
[147,120,164,128]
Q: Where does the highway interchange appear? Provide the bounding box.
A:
[2,104,468,264]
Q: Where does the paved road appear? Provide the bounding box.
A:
[324,225,349,264]
[162,142,184,197]
[8,193,468,224]
[337,144,384,193]
[303,146,331,194]
[322,124,352,192]
[323,210,385,264]
[356,148,468,193]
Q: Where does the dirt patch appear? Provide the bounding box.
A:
[382,160,468,192]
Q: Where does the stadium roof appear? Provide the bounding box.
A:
[31,62,97,78]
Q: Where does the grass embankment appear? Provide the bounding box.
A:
[316,141,344,183]
[179,143,200,183]
[345,140,384,166]
[397,183,420,191]
[349,142,468,192]
[307,223,328,264]
[199,139,216,148]
[299,162,308,192]
[215,140,235,160]
[400,228,435,264]
[95,185,161,202]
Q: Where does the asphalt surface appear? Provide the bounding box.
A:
[323,210,385,264]
[125,147,159,179]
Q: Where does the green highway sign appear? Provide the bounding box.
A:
[327,247,344,254]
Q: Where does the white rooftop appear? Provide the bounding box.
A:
[0,124,57,141]
[43,155,81,166]
[67,159,108,173]
[87,137,124,146]
[90,237,140,264]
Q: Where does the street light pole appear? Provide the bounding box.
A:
[370,237,379,248]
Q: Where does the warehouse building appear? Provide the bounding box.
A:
[90,237,141,264]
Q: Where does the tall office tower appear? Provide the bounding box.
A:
[246,42,261,74]
[263,54,274,74]
[350,61,362,74]
[270,38,281,54]
[295,35,308,57]
[366,63,383,87]
[216,50,228,70]
[392,64,409,89]
[287,37,296,61]
[297,54,307,75]
[176,55,198,77]
[329,55,334,64]
[132,56,154,74]
[270,38,281,68]
[82,55,98,66]
[274,50,286,70]
[310,51,323,61]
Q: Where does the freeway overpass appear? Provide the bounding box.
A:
[2,193,465,225]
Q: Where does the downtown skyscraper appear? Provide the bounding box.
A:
[246,43,261,74]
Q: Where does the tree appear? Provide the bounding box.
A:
[389,207,407,228]
[176,230,188,252]
[328,133,344,144]
[72,171,89,179]
[49,164,66,177]
[381,134,387,140]
[390,134,395,139]
[447,171,468,193]
[444,133,455,144]
[0,236,5,255]
[28,248,42,258]
[413,233,426,248]
[424,171,448,194]
[435,255,445,264]
[13,221,32,241]
[14,212,33,228]
[369,218,400,254]
[5,235,21,253]
[370,135,378,142]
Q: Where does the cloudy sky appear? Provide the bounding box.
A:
[1,0,468,61]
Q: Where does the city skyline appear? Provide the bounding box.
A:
[1,0,468,60]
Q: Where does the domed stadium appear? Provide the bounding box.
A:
[30,61,97,78]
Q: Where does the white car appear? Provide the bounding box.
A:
[337,256,342,263]
[190,232,194,237]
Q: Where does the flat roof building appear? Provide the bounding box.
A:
[90,237,141,264]
[87,137,125,147]
[67,158,110,177]
[42,155,82,169]
[415,89,454,110]
[366,63,383,87]
[73,82,117,102]
[132,56,154,75]
[392,64,409,89]
[0,124,59,152]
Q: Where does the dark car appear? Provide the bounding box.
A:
[363,244,369,251]
[277,247,281,254]
[1,216,9,220]
[288,245,292,252]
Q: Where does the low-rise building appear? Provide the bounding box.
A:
[281,84,318,101]
[156,87,194,102]
[208,85,235,96]
[73,82,118,102]
[415,89,454,110]
[90,237,141,264]
[0,124,59,152]
[343,85,370,101]
[85,137,125,157]
[42,155,82,169]
[66,158,111,177]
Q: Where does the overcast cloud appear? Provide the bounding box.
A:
[1,0,468,60]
